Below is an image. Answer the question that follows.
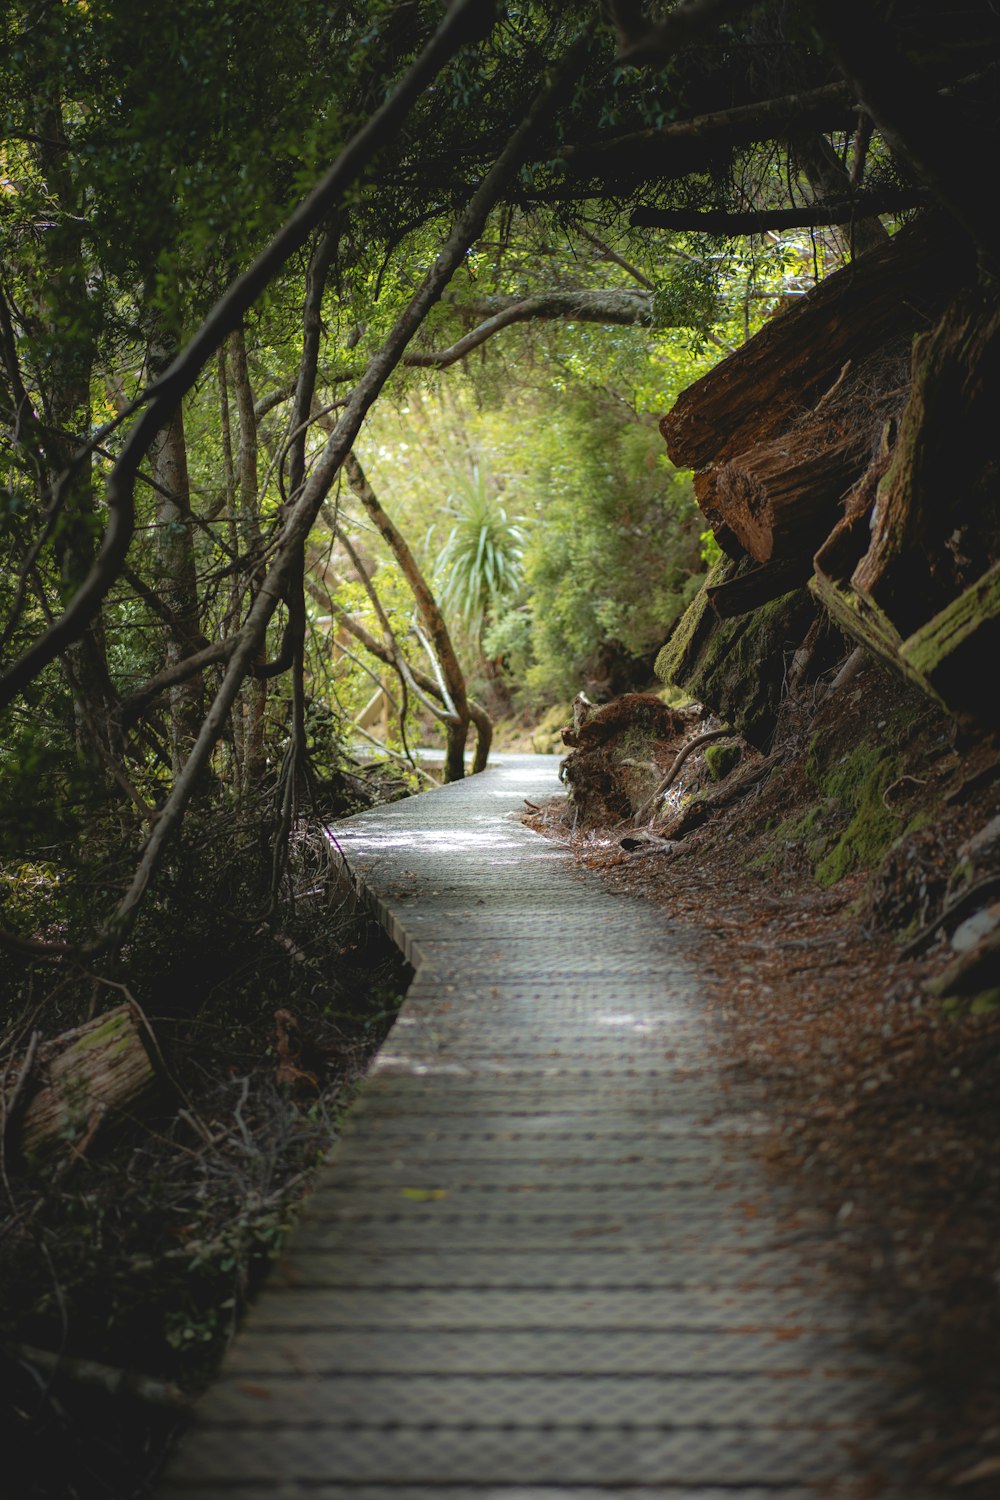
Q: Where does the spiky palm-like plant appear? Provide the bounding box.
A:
[435,468,525,650]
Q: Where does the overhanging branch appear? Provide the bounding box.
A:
[409,288,655,365]
[614,0,755,67]
[630,190,926,235]
[561,80,855,175]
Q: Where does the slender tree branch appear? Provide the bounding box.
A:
[574,225,655,290]
[118,638,237,729]
[344,449,468,723]
[415,288,657,365]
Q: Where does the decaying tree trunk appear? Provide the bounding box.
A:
[657,203,999,737]
[808,286,1000,723]
[11,1006,155,1157]
[706,557,814,618]
[851,288,1000,634]
[713,414,877,563]
[655,557,817,748]
[662,214,958,473]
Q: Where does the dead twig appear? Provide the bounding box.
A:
[4,1342,191,1410]
[633,728,735,826]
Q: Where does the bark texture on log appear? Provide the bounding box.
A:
[662,214,959,472]
[807,288,1000,729]
[16,1006,154,1156]
[852,288,1000,635]
[713,416,877,563]
[899,561,1000,726]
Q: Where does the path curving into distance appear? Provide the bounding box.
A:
[160,754,921,1500]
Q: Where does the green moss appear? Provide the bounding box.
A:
[75,1013,131,1053]
[704,741,741,781]
[805,739,903,886]
[971,988,1000,1015]
[654,559,727,686]
[755,802,836,873]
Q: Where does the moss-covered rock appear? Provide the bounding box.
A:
[805,741,901,885]
[704,740,742,781]
[655,559,816,749]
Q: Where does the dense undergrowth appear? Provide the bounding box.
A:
[0,770,411,1500]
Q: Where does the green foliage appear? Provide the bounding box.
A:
[517,401,703,697]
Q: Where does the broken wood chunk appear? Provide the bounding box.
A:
[714,420,876,563]
[12,1005,155,1158]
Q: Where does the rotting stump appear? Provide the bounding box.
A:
[158,754,923,1499]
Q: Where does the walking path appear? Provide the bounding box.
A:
[160,754,918,1499]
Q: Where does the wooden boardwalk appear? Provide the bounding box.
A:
[160,755,919,1499]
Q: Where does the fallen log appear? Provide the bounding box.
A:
[899,562,1000,726]
[662,214,960,472]
[11,1005,155,1158]
[656,561,816,748]
[713,417,877,563]
[707,557,814,618]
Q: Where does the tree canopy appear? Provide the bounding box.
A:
[2,0,999,953]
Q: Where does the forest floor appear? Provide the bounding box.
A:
[0,777,412,1500]
[526,664,1000,1494]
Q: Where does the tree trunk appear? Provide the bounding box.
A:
[851,288,1000,635]
[31,92,120,764]
[148,341,203,771]
[229,327,267,785]
[707,557,815,617]
[343,450,477,781]
[656,559,816,749]
[713,415,878,563]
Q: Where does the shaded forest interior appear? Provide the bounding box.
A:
[2,0,1000,1495]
